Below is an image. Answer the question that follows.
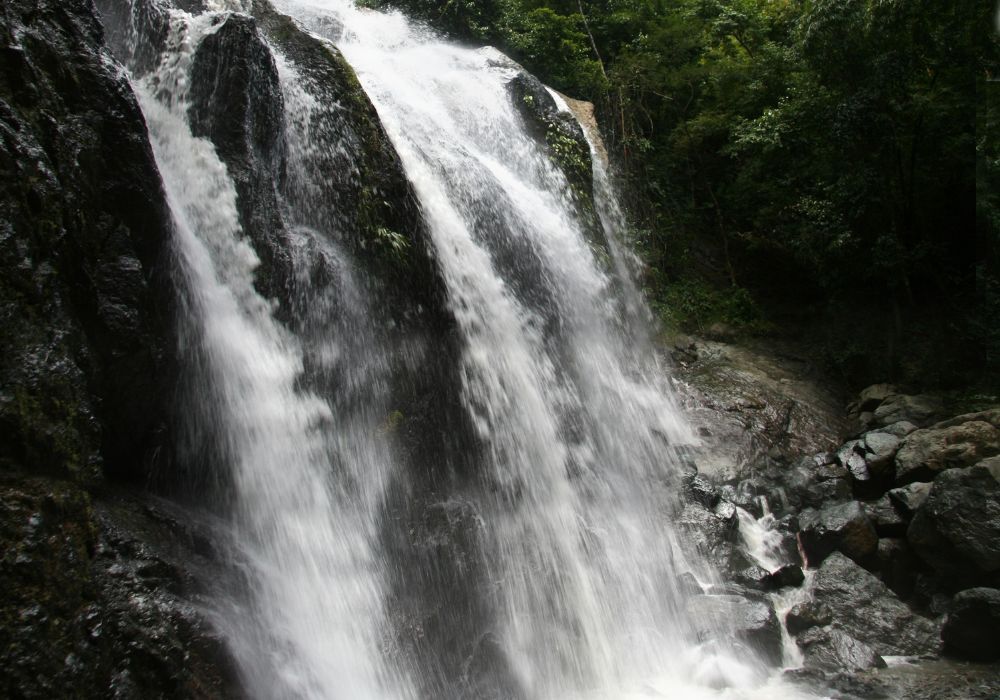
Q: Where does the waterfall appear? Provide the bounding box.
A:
[122,0,821,697]
[133,9,414,699]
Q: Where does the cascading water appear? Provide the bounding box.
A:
[120,0,824,697]
[132,9,414,699]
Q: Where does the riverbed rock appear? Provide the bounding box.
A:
[769,563,805,589]
[940,587,1000,661]
[907,463,1000,584]
[687,594,783,666]
[894,420,1000,485]
[812,552,940,656]
[798,501,878,568]
[785,601,833,635]
[796,626,886,673]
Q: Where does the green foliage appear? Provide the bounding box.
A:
[374,225,411,262]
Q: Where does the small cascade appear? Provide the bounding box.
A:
[737,502,813,670]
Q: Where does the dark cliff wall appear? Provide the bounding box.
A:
[0,2,240,696]
[0,0,173,486]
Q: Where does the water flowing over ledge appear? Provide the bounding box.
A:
[114,0,820,696]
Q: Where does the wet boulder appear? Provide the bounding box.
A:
[907,463,1000,584]
[733,565,773,591]
[940,587,1000,661]
[687,594,783,666]
[798,501,878,569]
[0,480,239,698]
[811,552,940,656]
[769,564,805,589]
[796,627,886,673]
[894,418,1000,485]
[785,601,833,635]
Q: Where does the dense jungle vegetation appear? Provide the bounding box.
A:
[371,0,995,391]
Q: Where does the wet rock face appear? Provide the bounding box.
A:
[0,0,173,484]
[189,12,292,304]
[0,479,239,699]
[506,71,593,205]
[941,587,1000,661]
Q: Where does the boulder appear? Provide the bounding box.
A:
[880,420,918,438]
[189,13,293,305]
[785,601,833,635]
[907,464,1000,583]
[686,474,720,509]
[873,394,943,428]
[811,552,940,656]
[733,565,773,591]
[895,420,1000,485]
[940,587,1000,660]
[886,482,932,519]
[798,501,878,568]
[0,480,239,698]
[799,478,852,510]
[863,496,907,537]
[857,384,897,412]
[687,594,783,666]
[769,564,805,589]
[796,627,886,673]
[861,431,901,476]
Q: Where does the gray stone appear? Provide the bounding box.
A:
[863,496,907,537]
[796,626,887,673]
[812,552,940,656]
[880,420,918,438]
[858,384,897,412]
[786,601,833,635]
[873,394,944,428]
[895,420,1000,485]
[862,431,901,476]
[907,464,1000,581]
[798,501,878,568]
[887,482,932,519]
